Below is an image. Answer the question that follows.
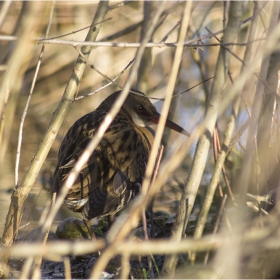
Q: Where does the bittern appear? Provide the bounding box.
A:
[52,89,189,238]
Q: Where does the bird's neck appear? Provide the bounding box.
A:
[119,108,155,150]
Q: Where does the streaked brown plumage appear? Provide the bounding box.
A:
[52,89,188,235]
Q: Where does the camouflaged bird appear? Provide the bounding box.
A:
[52,89,189,235]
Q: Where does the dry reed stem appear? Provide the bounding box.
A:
[0,237,221,258]
[212,127,224,197]
[163,2,245,275]
[2,223,280,259]
[213,3,280,278]
[192,1,260,263]
[120,252,131,279]
[217,129,234,200]
[63,257,72,280]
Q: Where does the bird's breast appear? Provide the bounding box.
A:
[133,125,155,151]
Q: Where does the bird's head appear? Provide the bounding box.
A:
[108,89,190,137]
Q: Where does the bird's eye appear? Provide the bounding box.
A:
[137,105,143,112]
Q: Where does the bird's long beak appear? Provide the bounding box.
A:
[150,113,190,137]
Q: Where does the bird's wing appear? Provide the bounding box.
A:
[82,173,133,220]
[52,111,100,200]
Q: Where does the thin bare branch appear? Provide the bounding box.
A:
[37,38,265,48]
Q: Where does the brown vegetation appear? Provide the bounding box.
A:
[0,1,280,278]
